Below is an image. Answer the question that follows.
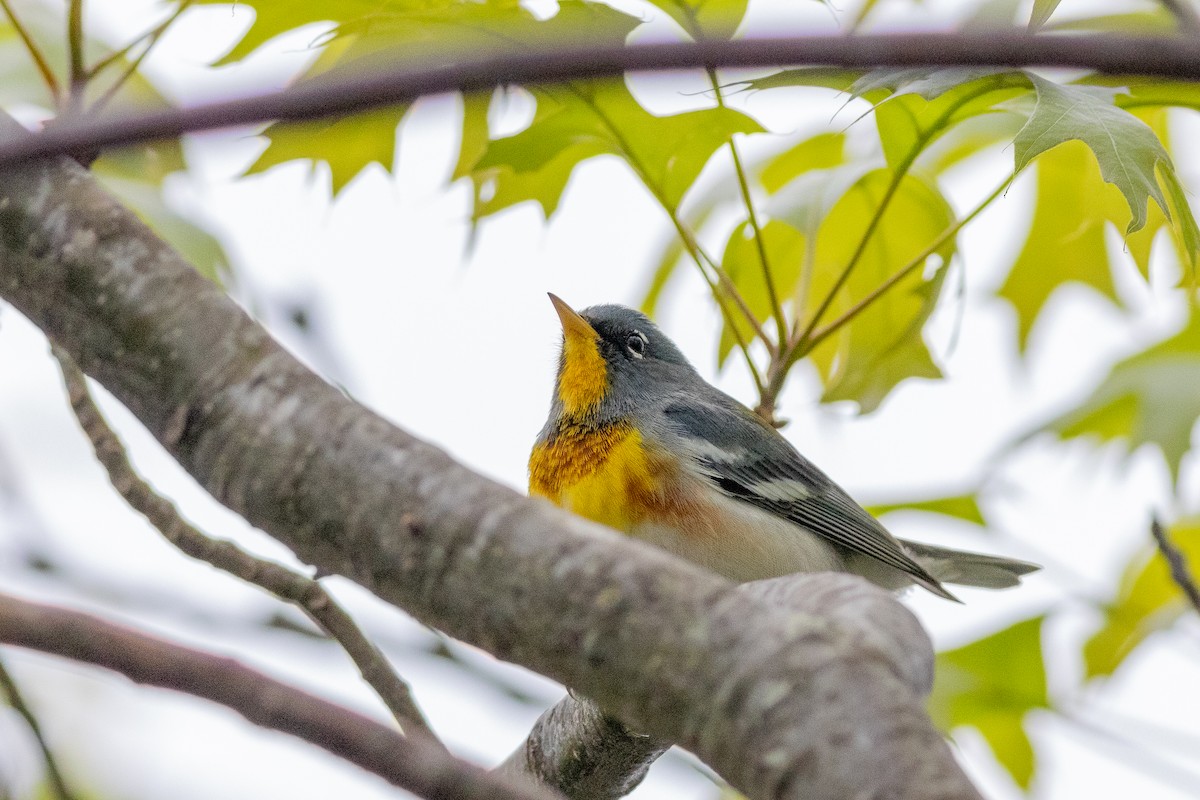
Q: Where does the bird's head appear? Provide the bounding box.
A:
[546,293,695,422]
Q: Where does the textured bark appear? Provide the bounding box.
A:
[500,574,934,799]
[0,114,982,800]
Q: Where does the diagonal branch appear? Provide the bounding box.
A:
[0,593,557,800]
[1,33,1200,167]
[0,112,980,800]
[49,346,438,743]
[0,656,79,800]
[1151,517,1200,614]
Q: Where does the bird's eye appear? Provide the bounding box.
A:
[626,332,647,359]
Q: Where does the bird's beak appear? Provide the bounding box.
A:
[548,293,597,343]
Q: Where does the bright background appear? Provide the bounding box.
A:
[2,0,1199,798]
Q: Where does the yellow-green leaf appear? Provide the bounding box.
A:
[1028,0,1062,30]
[716,220,805,365]
[1013,75,1172,234]
[1084,518,1200,678]
[645,0,749,40]
[760,132,845,195]
[930,616,1048,789]
[867,492,985,526]
[1044,308,1200,484]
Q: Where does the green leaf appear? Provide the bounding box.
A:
[760,132,845,195]
[998,141,1131,350]
[1028,0,1062,30]
[1013,75,1172,234]
[1044,308,1200,484]
[1084,518,1200,678]
[194,0,378,65]
[474,79,761,218]
[805,171,957,412]
[645,0,749,39]
[740,67,862,94]
[454,90,493,181]
[716,220,806,364]
[930,616,1048,789]
[247,105,405,195]
[867,493,985,526]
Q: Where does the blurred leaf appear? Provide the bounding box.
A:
[740,67,862,93]
[716,219,805,364]
[454,90,493,180]
[805,170,956,412]
[0,15,57,108]
[998,142,1128,350]
[760,132,845,194]
[930,616,1048,788]
[1044,8,1175,33]
[1013,75,1172,234]
[1084,518,1200,678]
[646,0,748,39]
[867,493,984,526]
[475,79,761,218]
[1044,308,1200,484]
[1028,0,1062,29]
[194,0,377,65]
[247,104,406,195]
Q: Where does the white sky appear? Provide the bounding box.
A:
[1,0,1199,799]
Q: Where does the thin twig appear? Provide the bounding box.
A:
[0,0,61,107]
[707,67,787,351]
[1151,517,1200,615]
[0,593,559,800]
[802,176,1012,353]
[1160,0,1200,35]
[89,0,193,113]
[0,657,78,800]
[50,347,440,743]
[2,33,1200,167]
[66,0,84,114]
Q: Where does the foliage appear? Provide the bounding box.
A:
[2,0,1200,796]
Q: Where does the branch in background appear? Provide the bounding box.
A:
[49,347,438,742]
[1151,517,1200,614]
[0,657,78,800]
[1,33,1200,167]
[0,593,558,800]
[0,112,980,800]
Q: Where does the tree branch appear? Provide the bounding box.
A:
[499,574,936,799]
[0,114,980,800]
[0,32,1199,167]
[1151,517,1200,615]
[0,593,558,800]
[49,346,438,742]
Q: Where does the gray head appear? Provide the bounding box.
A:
[546,295,697,423]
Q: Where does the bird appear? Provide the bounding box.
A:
[528,294,1038,601]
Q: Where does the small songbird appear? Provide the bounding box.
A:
[529,294,1038,601]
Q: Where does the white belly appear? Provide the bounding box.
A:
[629,490,846,583]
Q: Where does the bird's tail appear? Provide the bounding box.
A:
[900,539,1040,590]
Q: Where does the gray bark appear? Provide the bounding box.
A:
[0,114,982,800]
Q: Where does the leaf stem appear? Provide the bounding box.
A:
[66,0,85,114]
[802,175,1011,353]
[0,0,62,107]
[707,67,787,350]
[0,657,80,800]
[88,0,191,81]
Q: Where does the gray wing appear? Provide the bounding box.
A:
[659,394,955,600]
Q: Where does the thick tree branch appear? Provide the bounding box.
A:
[0,116,980,800]
[50,346,438,742]
[500,574,935,799]
[0,593,557,800]
[0,32,1200,167]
